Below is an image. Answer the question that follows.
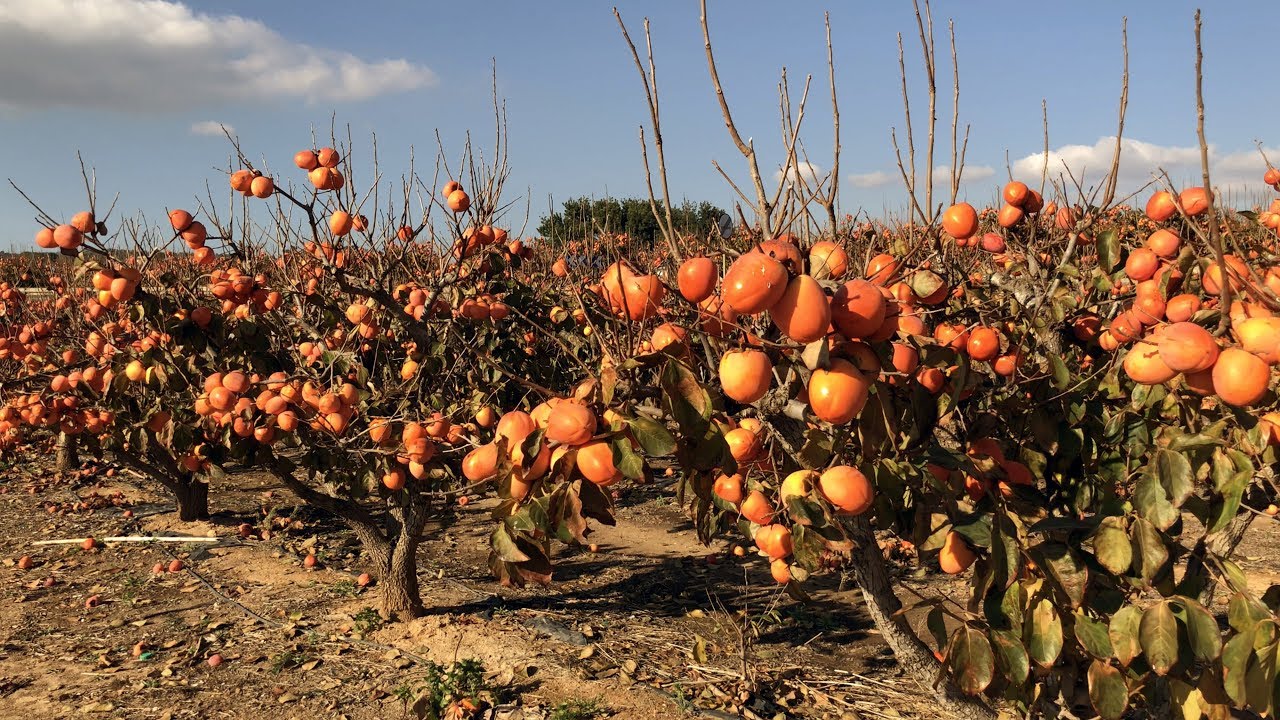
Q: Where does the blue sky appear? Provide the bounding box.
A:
[2,0,1277,249]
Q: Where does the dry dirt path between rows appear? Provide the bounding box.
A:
[0,449,982,719]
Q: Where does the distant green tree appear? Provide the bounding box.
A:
[537,197,726,245]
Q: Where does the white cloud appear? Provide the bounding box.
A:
[1011,137,1277,198]
[0,0,437,112]
[190,120,233,136]
[931,164,994,185]
[848,171,894,188]
[847,164,994,190]
[775,161,825,187]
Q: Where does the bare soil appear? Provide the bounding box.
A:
[4,438,1273,719]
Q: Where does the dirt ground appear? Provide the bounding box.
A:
[0,437,954,720]
[3,439,1276,720]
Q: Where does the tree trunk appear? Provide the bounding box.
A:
[174,479,210,521]
[56,432,79,472]
[379,494,428,621]
[380,532,424,622]
[349,520,392,578]
[846,517,996,720]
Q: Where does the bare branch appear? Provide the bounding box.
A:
[700,0,771,235]
[1100,17,1129,208]
[1193,10,1230,335]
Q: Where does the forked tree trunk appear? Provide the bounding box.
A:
[380,530,424,622]
[56,432,79,472]
[267,462,428,622]
[378,493,428,621]
[846,517,996,720]
[174,479,210,521]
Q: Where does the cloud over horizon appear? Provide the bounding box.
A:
[775,161,825,188]
[190,120,233,136]
[847,164,995,190]
[1010,137,1277,200]
[0,0,437,113]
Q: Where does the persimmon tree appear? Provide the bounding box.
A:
[465,5,1280,719]
[3,4,1280,719]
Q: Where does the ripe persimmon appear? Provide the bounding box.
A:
[724,428,761,462]
[1180,186,1211,216]
[1124,248,1159,282]
[722,252,788,315]
[447,189,471,213]
[250,176,274,198]
[740,490,775,525]
[755,523,793,560]
[576,441,621,486]
[941,203,978,239]
[329,211,353,237]
[807,359,870,424]
[713,473,745,504]
[865,254,901,286]
[1003,181,1029,207]
[544,401,596,446]
[831,279,887,339]
[818,465,873,515]
[1212,348,1270,407]
[1124,342,1178,385]
[462,443,499,482]
[719,349,772,404]
[939,531,976,574]
[1235,317,1280,364]
[808,241,849,280]
[1146,229,1181,258]
[769,274,830,344]
[966,327,1001,362]
[677,256,717,303]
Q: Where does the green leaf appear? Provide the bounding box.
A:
[490,525,531,563]
[1025,596,1063,668]
[1245,634,1278,714]
[1208,448,1251,534]
[1174,597,1222,662]
[926,606,949,654]
[1130,517,1170,584]
[1035,542,1088,608]
[1088,659,1129,720]
[1074,611,1114,659]
[1097,229,1121,272]
[609,435,645,480]
[1219,559,1252,596]
[660,359,711,432]
[1109,604,1143,667]
[1229,592,1268,633]
[1140,601,1179,676]
[986,513,1020,593]
[1152,449,1194,508]
[1048,354,1070,391]
[1222,628,1254,704]
[626,415,675,457]
[1133,471,1178,531]
[1093,517,1132,575]
[991,629,1030,685]
[947,627,995,695]
[784,495,826,527]
[951,513,993,549]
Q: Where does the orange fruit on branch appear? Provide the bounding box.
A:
[807,359,870,424]
[719,349,773,404]
[722,252,788,315]
[818,465,873,515]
